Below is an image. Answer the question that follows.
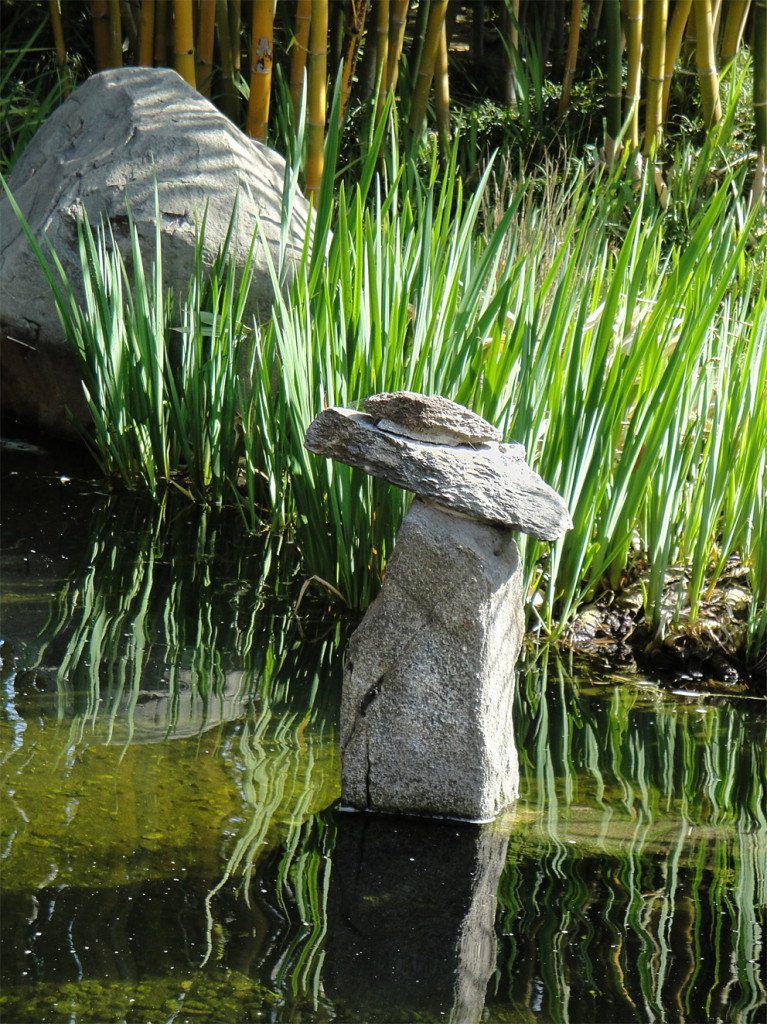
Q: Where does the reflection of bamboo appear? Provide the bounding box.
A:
[661,0,691,122]
[174,0,196,86]
[306,0,328,201]
[408,0,449,135]
[247,0,274,141]
[48,0,72,95]
[290,0,312,128]
[694,0,722,128]
[339,0,370,125]
[197,0,217,97]
[138,0,155,65]
[643,0,668,156]
[559,0,583,115]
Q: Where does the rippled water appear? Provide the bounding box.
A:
[1,446,765,1023]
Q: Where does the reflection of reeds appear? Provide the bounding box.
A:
[22,495,302,746]
[496,646,767,1019]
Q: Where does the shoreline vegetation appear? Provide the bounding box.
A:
[1,3,765,686]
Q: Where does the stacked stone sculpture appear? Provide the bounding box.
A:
[305,391,572,821]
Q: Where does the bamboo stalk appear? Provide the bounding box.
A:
[604,0,623,162]
[108,0,123,67]
[154,0,168,65]
[662,0,692,121]
[216,0,240,121]
[138,0,155,65]
[196,0,216,96]
[559,0,583,115]
[386,0,409,92]
[48,0,72,95]
[503,0,521,106]
[91,0,112,69]
[752,0,767,208]
[694,0,722,128]
[375,0,390,121]
[306,0,328,201]
[291,0,312,127]
[173,0,196,85]
[434,18,450,154]
[229,0,242,74]
[623,0,642,148]
[720,0,751,63]
[339,0,370,126]
[408,0,449,134]
[247,0,274,141]
[643,0,667,156]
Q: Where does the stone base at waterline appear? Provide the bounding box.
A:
[340,498,525,820]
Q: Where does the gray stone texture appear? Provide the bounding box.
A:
[364,390,503,446]
[341,497,524,820]
[0,66,312,436]
[305,405,573,540]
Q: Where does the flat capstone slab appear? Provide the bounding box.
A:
[364,391,503,447]
[304,405,573,541]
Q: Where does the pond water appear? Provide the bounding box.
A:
[1,444,765,1024]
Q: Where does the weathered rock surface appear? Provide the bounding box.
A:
[364,390,503,446]
[0,66,312,437]
[340,498,524,820]
[305,405,572,540]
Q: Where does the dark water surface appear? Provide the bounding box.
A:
[1,445,765,1023]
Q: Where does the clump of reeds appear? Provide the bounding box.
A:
[4,71,765,665]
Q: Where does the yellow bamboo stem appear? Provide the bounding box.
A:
[720,0,751,63]
[375,0,390,120]
[434,18,450,152]
[624,0,642,148]
[138,0,155,65]
[196,0,217,95]
[504,0,521,105]
[408,0,449,134]
[108,0,123,67]
[229,0,241,73]
[291,0,312,127]
[386,0,409,92]
[559,0,583,115]
[339,0,370,126]
[643,0,667,155]
[48,0,72,95]
[694,0,722,128]
[91,0,112,70]
[306,0,328,201]
[662,0,692,119]
[247,0,274,141]
[174,0,196,86]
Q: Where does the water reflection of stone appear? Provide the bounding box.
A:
[324,809,513,1024]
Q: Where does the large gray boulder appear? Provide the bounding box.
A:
[340,498,525,820]
[0,67,312,437]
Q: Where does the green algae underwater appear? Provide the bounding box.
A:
[1,446,765,1024]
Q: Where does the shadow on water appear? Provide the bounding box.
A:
[1,445,766,1023]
